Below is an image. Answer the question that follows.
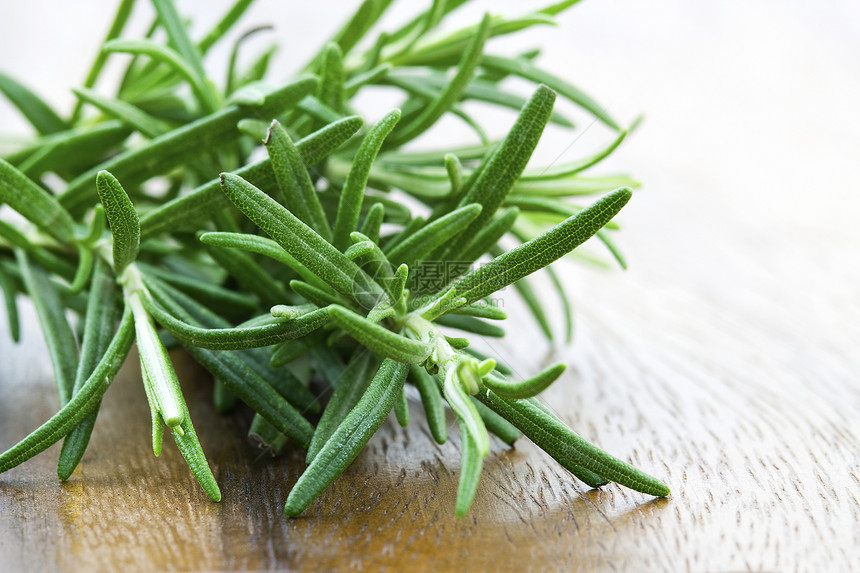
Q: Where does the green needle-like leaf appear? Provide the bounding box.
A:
[225,28,272,96]
[520,129,629,180]
[483,363,566,399]
[480,54,619,130]
[388,263,408,306]
[332,109,401,250]
[318,42,345,113]
[296,95,342,124]
[16,250,78,405]
[446,301,506,320]
[0,266,20,343]
[436,314,504,338]
[96,170,140,275]
[445,153,463,195]
[389,13,490,146]
[284,358,408,516]
[306,350,376,463]
[127,289,185,430]
[104,39,217,113]
[455,421,483,517]
[409,365,447,444]
[220,173,385,308]
[446,187,632,305]
[61,76,317,214]
[443,84,556,258]
[69,246,94,294]
[170,413,222,502]
[0,72,68,135]
[386,203,482,266]
[198,232,330,291]
[441,363,489,457]
[57,260,118,480]
[359,202,385,243]
[0,307,135,474]
[146,296,329,349]
[141,370,164,456]
[394,387,410,427]
[73,87,168,138]
[513,274,553,340]
[328,304,432,364]
[478,390,669,497]
[0,158,76,243]
[197,0,255,55]
[265,120,332,239]
[547,267,574,343]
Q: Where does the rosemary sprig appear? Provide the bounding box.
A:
[0,0,667,517]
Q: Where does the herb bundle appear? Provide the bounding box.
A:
[0,0,668,516]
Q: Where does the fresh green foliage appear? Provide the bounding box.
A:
[0,0,667,518]
[96,170,140,274]
[57,260,117,480]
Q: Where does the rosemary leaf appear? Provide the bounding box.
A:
[96,171,140,274]
[0,307,135,473]
[0,72,68,135]
[284,358,408,516]
[443,84,556,257]
[220,173,385,308]
[57,260,118,480]
[61,76,318,214]
[16,250,78,405]
[139,115,362,238]
[0,159,76,243]
[305,350,376,463]
[409,365,447,444]
[328,304,431,364]
[446,188,632,305]
[332,109,401,251]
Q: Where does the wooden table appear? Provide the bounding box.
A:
[2,1,859,571]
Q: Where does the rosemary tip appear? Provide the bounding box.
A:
[283,498,302,517]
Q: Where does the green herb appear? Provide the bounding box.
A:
[0,0,667,517]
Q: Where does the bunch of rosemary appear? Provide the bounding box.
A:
[0,0,668,516]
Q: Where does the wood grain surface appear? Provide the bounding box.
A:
[2,1,859,572]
